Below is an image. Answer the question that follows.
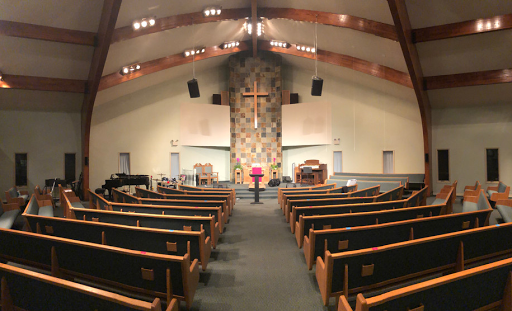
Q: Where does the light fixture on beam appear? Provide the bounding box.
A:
[120,63,141,76]
[311,16,323,96]
[203,6,222,17]
[244,18,264,37]
[220,41,240,49]
[0,71,3,81]
[295,44,315,53]
[132,16,156,30]
[183,47,206,58]
[269,40,289,48]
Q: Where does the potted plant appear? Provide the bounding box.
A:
[270,163,278,170]
[234,163,243,170]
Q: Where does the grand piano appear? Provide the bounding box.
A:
[294,159,328,185]
[102,173,150,199]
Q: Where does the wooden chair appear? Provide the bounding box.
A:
[439,180,458,205]
[462,180,481,202]
[193,163,208,185]
[203,163,218,185]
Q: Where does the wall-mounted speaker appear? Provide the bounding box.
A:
[290,93,299,104]
[187,79,200,98]
[425,153,429,163]
[311,77,323,96]
[213,94,221,105]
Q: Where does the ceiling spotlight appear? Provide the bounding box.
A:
[220,41,240,50]
[244,18,264,36]
[301,46,305,51]
[296,44,315,53]
[132,16,156,31]
[203,6,222,17]
[183,47,206,57]
[120,63,141,76]
[270,40,290,49]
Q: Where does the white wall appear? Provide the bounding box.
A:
[432,105,512,195]
[90,65,230,190]
[0,110,81,199]
[281,63,424,178]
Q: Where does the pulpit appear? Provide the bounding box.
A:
[243,166,269,184]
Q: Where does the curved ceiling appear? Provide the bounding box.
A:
[0,0,511,111]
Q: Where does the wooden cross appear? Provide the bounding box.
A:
[243,81,269,129]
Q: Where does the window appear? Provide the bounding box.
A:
[333,151,342,173]
[65,153,76,184]
[119,153,130,174]
[383,151,394,174]
[15,153,28,186]
[486,148,499,182]
[437,150,449,181]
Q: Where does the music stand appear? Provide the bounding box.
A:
[249,173,264,204]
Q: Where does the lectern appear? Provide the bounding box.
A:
[249,173,264,204]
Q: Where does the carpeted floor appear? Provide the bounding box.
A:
[190,198,336,311]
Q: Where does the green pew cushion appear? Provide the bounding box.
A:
[70,201,85,209]
[0,209,21,228]
[487,190,497,198]
[8,188,18,199]
[432,198,445,205]
[38,206,54,217]
[499,182,507,193]
[462,201,478,212]
[497,205,512,223]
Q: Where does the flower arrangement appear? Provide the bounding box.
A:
[234,158,243,170]
[270,157,278,170]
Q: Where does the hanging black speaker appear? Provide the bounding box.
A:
[187,79,200,98]
[311,76,323,96]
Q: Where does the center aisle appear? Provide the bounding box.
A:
[191,198,335,311]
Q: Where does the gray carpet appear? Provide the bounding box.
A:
[190,198,335,311]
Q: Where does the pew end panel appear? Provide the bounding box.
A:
[303,228,316,270]
[181,253,200,310]
[316,251,334,306]
[295,216,305,248]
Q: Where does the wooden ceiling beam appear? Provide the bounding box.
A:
[98,41,250,91]
[0,20,96,46]
[251,0,258,57]
[388,0,432,193]
[81,0,122,200]
[0,74,86,93]
[259,41,412,88]
[111,8,250,44]
[425,68,512,90]
[259,8,397,41]
[413,13,512,43]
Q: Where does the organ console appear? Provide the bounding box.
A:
[294,159,328,185]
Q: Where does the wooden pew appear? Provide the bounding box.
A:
[154,186,234,216]
[110,202,225,233]
[329,175,409,189]
[439,180,458,205]
[70,206,221,249]
[0,263,177,311]
[296,203,447,249]
[462,180,481,202]
[281,185,380,218]
[304,207,491,270]
[178,184,236,200]
[290,197,408,234]
[23,204,212,271]
[327,179,401,193]
[284,186,401,223]
[277,183,336,204]
[338,257,512,311]
[113,189,229,223]
[315,198,509,306]
[0,228,199,310]
[333,172,425,190]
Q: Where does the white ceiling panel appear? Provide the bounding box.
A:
[0,89,83,112]
[407,0,512,29]
[265,19,407,72]
[428,83,512,109]
[418,29,512,76]
[0,0,103,32]
[96,56,230,106]
[115,0,250,28]
[104,20,248,75]
[259,0,393,24]
[0,36,94,79]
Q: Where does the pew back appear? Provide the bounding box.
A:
[327,179,400,193]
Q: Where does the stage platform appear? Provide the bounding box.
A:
[194,181,308,200]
